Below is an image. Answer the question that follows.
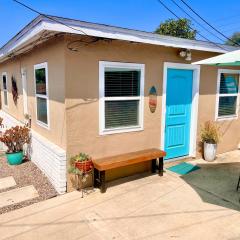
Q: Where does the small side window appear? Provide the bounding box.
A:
[34,63,49,128]
[216,70,240,120]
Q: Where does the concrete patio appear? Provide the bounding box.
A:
[0,151,240,240]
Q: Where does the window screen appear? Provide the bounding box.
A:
[103,67,142,130]
[37,97,48,124]
[35,63,48,126]
[218,72,239,118]
[35,68,46,95]
[105,100,139,129]
[3,75,7,90]
[105,70,140,97]
[2,74,8,106]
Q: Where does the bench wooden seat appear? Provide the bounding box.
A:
[93,148,166,193]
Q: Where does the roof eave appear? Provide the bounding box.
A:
[0,15,238,63]
[43,19,230,53]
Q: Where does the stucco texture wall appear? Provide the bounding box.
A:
[1,35,240,189]
[64,36,240,185]
[198,66,240,154]
[0,37,66,149]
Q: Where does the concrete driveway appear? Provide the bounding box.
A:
[1,151,240,240]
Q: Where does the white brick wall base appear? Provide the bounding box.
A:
[0,110,67,194]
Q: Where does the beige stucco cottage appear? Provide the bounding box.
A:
[0,15,240,193]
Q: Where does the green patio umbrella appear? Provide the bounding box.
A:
[193,49,240,66]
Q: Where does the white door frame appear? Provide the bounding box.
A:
[21,68,28,115]
[161,62,201,159]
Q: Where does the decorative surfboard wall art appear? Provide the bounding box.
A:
[149,86,157,113]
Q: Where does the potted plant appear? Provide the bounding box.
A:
[68,153,93,192]
[0,125,30,165]
[68,153,93,174]
[200,121,221,162]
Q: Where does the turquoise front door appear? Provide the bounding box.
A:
[164,68,193,160]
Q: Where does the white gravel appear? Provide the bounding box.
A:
[0,152,57,214]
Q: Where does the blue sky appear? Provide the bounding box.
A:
[1,0,240,47]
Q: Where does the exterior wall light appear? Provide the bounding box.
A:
[179,49,192,61]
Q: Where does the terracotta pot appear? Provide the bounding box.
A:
[75,160,93,172]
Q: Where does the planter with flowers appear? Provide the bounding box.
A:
[0,125,30,165]
[200,121,221,162]
[68,153,93,191]
[69,153,93,174]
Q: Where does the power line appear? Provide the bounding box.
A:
[169,0,225,43]
[156,0,227,51]
[12,0,88,36]
[223,27,240,34]
[218,25,240,33]
[217,21,239,29]
[213,21,240,34]
[212,13,240,24]
[179,0,240,46]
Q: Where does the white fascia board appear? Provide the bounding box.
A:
[43,20,228,54]
[0,17,233,62]
[0,21,45,59]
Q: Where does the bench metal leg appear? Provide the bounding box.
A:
[158,157,164,176]
[94,168,99,188]
[151,159,157,173]
[100,171,106,193]
[237,175,240,191]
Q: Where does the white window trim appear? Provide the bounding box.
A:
[215,69,240,121]
[99,61,145,135]
[2,72,8,108]
[34,62,50,129]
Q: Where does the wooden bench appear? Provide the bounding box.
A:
[93,148,166,193]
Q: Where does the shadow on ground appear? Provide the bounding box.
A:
[181,161,240,211]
